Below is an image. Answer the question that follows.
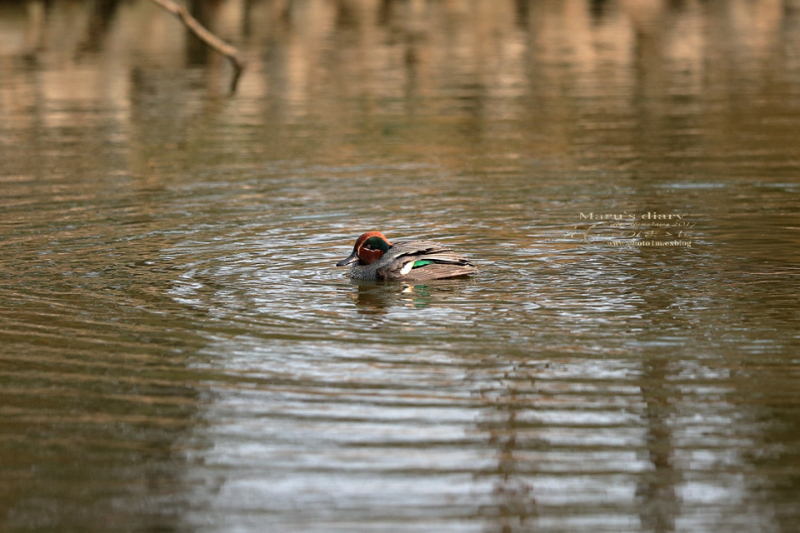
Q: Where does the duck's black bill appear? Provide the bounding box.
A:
[336,250,359,267]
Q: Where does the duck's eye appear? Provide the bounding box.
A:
[363,244,373,250]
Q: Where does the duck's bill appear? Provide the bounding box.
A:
[336,251,359,267]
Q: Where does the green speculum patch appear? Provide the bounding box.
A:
[412,260,434,268]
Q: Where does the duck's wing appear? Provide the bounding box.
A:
[377,240,478,281]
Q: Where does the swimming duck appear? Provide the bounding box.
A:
[336,231,478,281]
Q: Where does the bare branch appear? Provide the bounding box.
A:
[149,0,246,93]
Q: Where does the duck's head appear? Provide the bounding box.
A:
[336,231,392,266]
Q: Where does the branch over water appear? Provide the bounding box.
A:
[149,0,246,93]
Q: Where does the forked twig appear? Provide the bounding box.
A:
[149,0,246,93]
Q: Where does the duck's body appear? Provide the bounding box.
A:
[336,231,478,281]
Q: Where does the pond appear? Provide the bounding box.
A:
[1,0,800,531]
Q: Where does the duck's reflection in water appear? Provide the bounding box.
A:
[347,280,433,314]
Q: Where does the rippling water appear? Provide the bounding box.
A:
[2,0,800,531]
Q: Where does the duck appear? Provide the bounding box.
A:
[336,231,478,281]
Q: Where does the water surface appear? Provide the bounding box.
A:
[2,1,800,532]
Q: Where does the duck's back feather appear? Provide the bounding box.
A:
[376,240,478,280]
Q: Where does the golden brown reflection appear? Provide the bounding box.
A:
[0,0,795,124]
[0,0,797,208]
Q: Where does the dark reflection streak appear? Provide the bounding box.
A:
[588,0,608,21]
[627,17,687,518]
[77,0,121,55]
[404,40,419,115]
[23,0,47,60]
[630,15,667,169]
[636,358,679,533]
[473,363,539,533]
[627,18,683,524]
[403,1,422,112]
[667,0,686,11]
[241,0,255,39]
[377,0,392,27]
[335,0,360,29]
[513,0,528,29]
[747,364,800,533]
[187,0,221,66]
